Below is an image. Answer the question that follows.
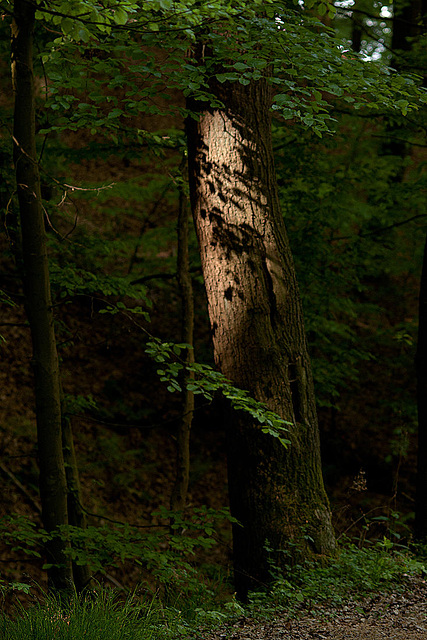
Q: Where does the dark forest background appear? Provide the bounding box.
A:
[0,0,426,606]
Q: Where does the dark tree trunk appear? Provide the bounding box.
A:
[392,0,426,56]
[187,77,336,600]
[170,160,195,513]
[412,1,427,535]
[11,0,72,591]
[386,0,427,539]
[348,0,365,53]
[416,237,427,539]
[412,0,427,537]
[61,410,92,592]
[351,17,363,53]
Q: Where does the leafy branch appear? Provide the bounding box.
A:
[146,338,291,446]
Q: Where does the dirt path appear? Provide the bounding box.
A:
[204,578,427,640]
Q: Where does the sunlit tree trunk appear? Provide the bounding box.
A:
[187,76,336,600]
[11,0,72,591]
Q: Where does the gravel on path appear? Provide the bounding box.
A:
[203,577,427,640]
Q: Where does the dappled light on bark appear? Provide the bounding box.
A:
[187,77,336,599]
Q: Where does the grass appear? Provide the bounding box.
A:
[0,589,185,640]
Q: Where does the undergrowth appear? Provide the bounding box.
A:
[249,537,427,616]
[1,539,425,639]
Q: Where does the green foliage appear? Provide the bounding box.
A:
[0,289,16,343]
[272,108,425,408]
[4,0,423,414]
[146,339,291,445]
[0,288,15,307]
[1,0,426,610]
[11,0,421,427]
[0,516,50,560]
[249,539,426,615]
[0,507,243,627]
[0,507,235,594]
[49,262,150,308]
[1,540,425,639]
[0,589,182,640]
[63,393,100,415]
[19,0,425,143]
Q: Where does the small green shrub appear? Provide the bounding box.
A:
[0,507,234,613]
[249,538,426,615]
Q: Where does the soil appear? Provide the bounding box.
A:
[204,577,427,640]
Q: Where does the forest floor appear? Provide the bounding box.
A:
[203,577,427,640]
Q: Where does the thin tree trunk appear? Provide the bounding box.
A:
[187,76,336,600]
[170,160,195,512]
[415,235,427,539]
[61,410,92,591]
[350,2,363,54]
[11,0,72,591]
[392,0,427,58]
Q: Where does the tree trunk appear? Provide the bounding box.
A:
[61,410,92,591]
[412,2,427,534]
[186,77,336,600]
[11,0,72,591]
[350,1,363,54]
[385,0,427,539]
[392,0,427,57]
[415,236,427,539]
[170,160,195,512]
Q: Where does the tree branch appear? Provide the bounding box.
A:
[0,460,41,514]
[332,214,427,241]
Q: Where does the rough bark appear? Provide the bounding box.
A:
[187,77,336,600]
[11,0,72,591]
[170,162,195,512]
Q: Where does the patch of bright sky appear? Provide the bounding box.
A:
[295,1,393,61]
[334,0,392,14]
[333,1,393,61]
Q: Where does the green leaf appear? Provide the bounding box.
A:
[61,17,74,35]
[233,62,249,71]
[114,7,128,25]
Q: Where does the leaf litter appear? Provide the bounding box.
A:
[203,576,427,640]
